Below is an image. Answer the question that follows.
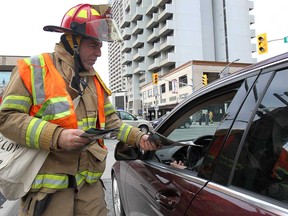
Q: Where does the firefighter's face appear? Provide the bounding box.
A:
[79,38,102,71]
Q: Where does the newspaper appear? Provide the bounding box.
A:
[80,128,119,140]
[147,131,195,147]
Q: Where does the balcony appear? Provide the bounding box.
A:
[250,29,256,39]
[131,7,146,22]
[122,53,133,65]
[248,0,254,11]
[120,15,131,28]
[146,13,159,29]
[147,43,160,57]
[158,4,173,22]
[134,62,146,74]
[147,28,159,43]
[122,66,133,77]
[157,0,170,7]
[159,53,176,67]
[133,48,146,61]
[159,20,174,37]
[159,36,175,52]
[132,34,145,48]
[122,28,132,40]
[249,15,255,25]
[132,21,145,35]
[146,0,158,15]
[251,43,257,53]
[148,58,160,71]
[121,40,133,52]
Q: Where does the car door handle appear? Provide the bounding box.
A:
[155,189,180,210]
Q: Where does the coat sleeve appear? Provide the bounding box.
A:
[0,66,61,151]
[104,96,144,147]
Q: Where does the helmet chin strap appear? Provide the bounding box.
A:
[60,34,87,96]
[71,34,86,96]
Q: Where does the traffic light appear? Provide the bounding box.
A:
[202,74,208,86]
[152,73,158,84]
[257,33,268,54]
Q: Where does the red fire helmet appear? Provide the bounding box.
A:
[43,4,122,42]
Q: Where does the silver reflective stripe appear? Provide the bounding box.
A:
[26,118,46,148]
[118,123,132,142]
[104,103,115,115]
[30,55,45,104]
[1,95,31,113]
[42,101,70,120]
[31,174,69,190]
[78,117,97,131]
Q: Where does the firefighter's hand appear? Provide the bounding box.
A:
[57,129,90,151]
[138,134,159,151]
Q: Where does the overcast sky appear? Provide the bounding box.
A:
[1,0,288,86]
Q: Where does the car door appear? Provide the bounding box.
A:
[188,68,288,215]
[122,77,247,215]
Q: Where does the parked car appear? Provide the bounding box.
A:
[116,110,153,134]
[151,113,192,128]
[111,52,288,216]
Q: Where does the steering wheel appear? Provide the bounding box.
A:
[187,135,213,168]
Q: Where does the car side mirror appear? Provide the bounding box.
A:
[114,142,142,160]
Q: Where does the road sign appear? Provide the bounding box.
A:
[284,36,288,43]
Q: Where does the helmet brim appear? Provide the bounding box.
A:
[43,25,73,34]
[44,18,123,42]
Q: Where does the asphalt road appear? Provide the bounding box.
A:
[0,139,118,216]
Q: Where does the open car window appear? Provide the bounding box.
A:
[154,90,239,171]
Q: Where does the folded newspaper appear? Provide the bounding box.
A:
[80,128,119,140]
[148,131,194,147]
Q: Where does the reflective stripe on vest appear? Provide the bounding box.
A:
[18,53,78,129]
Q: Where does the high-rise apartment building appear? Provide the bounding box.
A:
[109,0,256,115]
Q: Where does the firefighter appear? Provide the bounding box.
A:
[0,4,157,216]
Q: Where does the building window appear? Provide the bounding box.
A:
[148,89,152,97]
[169,81,172,91]
[161,83,166,93]
[179,75,188,88]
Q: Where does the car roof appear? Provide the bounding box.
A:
[156,51,288,131]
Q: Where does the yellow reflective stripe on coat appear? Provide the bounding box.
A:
[118,123,133,143]
[26,118,47,149]
[35,97,71,120]
[104,102,115,116]
[31,170,103,190]
[0,95,32,113]
[78,117,97,130]
[31,173,69,190]
[24,55,46,105]
[75,170,103,184]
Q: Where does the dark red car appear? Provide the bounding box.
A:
[111,52,288,216]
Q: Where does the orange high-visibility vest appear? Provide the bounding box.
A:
[18,53,107,129]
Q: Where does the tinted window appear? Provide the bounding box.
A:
[211,72,272,184]
[232,69,288,205]
[200,75,258,180]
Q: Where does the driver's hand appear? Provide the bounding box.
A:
[170,160,187,169]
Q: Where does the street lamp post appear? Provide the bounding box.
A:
[218,58,240,78]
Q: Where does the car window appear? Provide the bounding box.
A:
[120,111,134,120]
[231,69,288,205]
[154,87,241,172]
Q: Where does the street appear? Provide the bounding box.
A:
[0,139,118,216]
